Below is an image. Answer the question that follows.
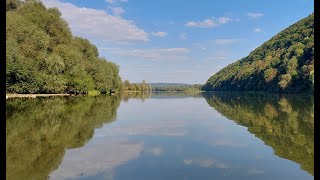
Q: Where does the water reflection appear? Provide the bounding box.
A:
[6,92,314,180]
[202,92,314,175]
[122,91,151,102]
[6,95,121,180]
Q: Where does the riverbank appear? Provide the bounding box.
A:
[6,94,71,99]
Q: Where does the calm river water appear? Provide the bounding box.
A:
[6,92,314,180]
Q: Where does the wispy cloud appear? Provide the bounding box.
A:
[42,0,148,43]
[247,12,264,19]
[151,31,168,37]
[106,0,128,4]
[211,38,246,45]
[110,7,125,16]
[183,158,228,169]
[185,16,235,28]
[102,47,190,61]
[175,69,194,73]
[179,33,187,40]
[103,119,189,135]
[253,28,262,32]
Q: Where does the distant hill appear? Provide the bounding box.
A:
[149,83,192,88]
[203,13,314,93]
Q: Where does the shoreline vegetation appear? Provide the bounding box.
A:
[6,93,71,99]
[6,0,122,95]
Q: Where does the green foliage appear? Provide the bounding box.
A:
[203,92,314,175]
[152,84,203,92]
[6,0,122,94]
[203,13,314,93]
[264,68,278,82]
[278,74,292,89]
[88,90,101,96]
[6,0,21,11]
[122,80,152,92]
[122,91,152,102]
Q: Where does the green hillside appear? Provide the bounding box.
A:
[203,13,314,93]
[6,0,122,94]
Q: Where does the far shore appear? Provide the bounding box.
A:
[6,93,72,99]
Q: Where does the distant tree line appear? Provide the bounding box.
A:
[6,0,122,94]
[203,13,314,93]
[122,80,152,92]
[153,84,203,92]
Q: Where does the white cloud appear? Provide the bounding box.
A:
[179,33,187,40]
[183,158,228,169]
[50,141,143,180]
[217,17,232,24]
[106,0,128,4]
[185,16,236,28]
[110,7,124,16]
[42,0,148,43]
[151,31,168,37]
[253,28,262,32]
[211,38,246,45]
[101,47,190,61]
[247,12,264,19]
[186,18,217,28]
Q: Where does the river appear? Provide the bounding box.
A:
[6,92,314,180]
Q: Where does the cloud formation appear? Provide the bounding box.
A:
[183,158,228,169]
[42,0,148,43]
[151,31,168,37]
[102,47,190,61]
[254,28,262,32]
[186,17,234,28]
[106,0,128,4]
[49,141,143,180]
[110,6,125,16]
[211,38,246,45]
[247,12,264,19]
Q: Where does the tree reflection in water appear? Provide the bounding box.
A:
[6,95,121,180]
[203,92,314,175]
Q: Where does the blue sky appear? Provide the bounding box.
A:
[42,0,314,84]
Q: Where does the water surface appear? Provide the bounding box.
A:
[6,92,314,180]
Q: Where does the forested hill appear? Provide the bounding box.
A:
[6,0,122,94]
[202,13,314,93]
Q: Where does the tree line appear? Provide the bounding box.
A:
[152,84,203,92]
[122,80,152,92]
